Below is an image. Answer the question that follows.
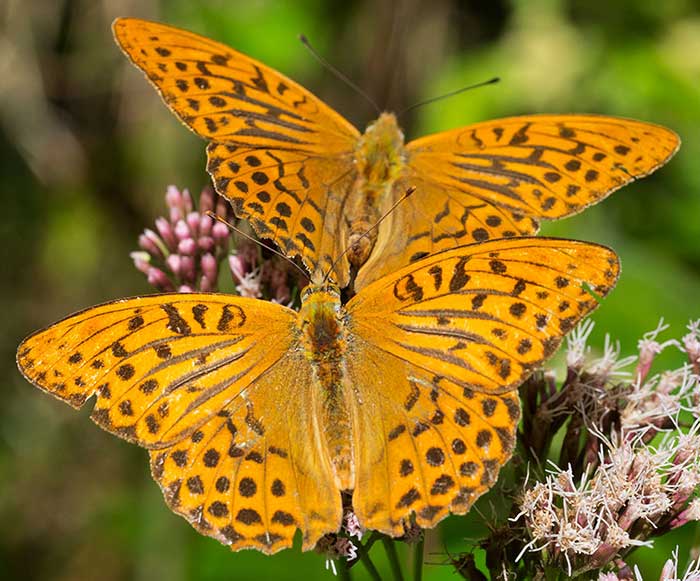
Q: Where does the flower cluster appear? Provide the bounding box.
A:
[228,235,296,304]
[131,185,300,301]
[131,186,233,292]
[315,509,363,575]
[512,320,700,577]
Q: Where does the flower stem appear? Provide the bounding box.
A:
[382,537,405,581]
[338,557,352,581]
[357,536,382,581]
[412,535,424,581]
[363,531,382,553]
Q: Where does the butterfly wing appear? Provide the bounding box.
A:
[113,18,360,283]
[16,294,341,554]
[149,347,342,554]
[345,237,619,533]
[354,114,678,289]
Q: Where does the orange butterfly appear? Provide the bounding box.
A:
[114,17,677,291]
[17,237,618,554]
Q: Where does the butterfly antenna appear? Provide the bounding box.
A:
[322,186,416,285]
[397,76,500,118]
[206,212,308,278]
[299,34,382,115]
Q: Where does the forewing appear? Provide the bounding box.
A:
[346,237,619,532]
[112,18,358,151]
[355,114,677,289]
[16,294,341,553]
[207,146,356,283]
[113,18,360,283]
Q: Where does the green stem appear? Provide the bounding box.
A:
[382,537,405,581]
[357,536,382,581]
[363,531,382,553]
[338,557,352,581]
[413,535,424,581]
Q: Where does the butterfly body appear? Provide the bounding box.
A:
[113,17,679,291]
[298,284,355,490]
[346,113,407,271]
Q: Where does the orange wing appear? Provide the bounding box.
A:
[16,294,341,554]
[353,114,678,289]
[345,237,619,532]
[113,17,360,282]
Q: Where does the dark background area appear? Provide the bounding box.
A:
[2,0,699,578]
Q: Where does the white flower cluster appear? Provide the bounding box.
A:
[515,320,700,576]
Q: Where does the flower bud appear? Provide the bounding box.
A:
[147,267,173,291]
[178,238,197,256]
[174,219,191,241]
[201,253,218,283]
[216,196,230,220]
[186,211,201,235]
[180,256,196,283]
[166,254,181,276]
[198,236,215,253]
[229,254,247,282]
[199,187,215,213]
[169,206,183,223]
[182,188,194,213]
[155,217,178,251]
[165,185,182,209]
[212,221,231,242]
[130,251,151,274]
[139,229,166,259]
[199,214,213,237]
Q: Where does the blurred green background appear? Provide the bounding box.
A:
[2,0,699,578]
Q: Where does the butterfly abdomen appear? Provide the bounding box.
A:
[298,286,355,489]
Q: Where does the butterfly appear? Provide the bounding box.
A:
[113,17,677,292]
[17,237,619,554]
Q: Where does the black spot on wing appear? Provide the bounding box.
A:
[161,304,191,335]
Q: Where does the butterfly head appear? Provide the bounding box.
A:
[300,279,341,307]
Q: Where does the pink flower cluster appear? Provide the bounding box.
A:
[131,185,299,302]
[131,186,232,292]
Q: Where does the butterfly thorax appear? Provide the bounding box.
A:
[297,284,355,489]
[346,113,407,271]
